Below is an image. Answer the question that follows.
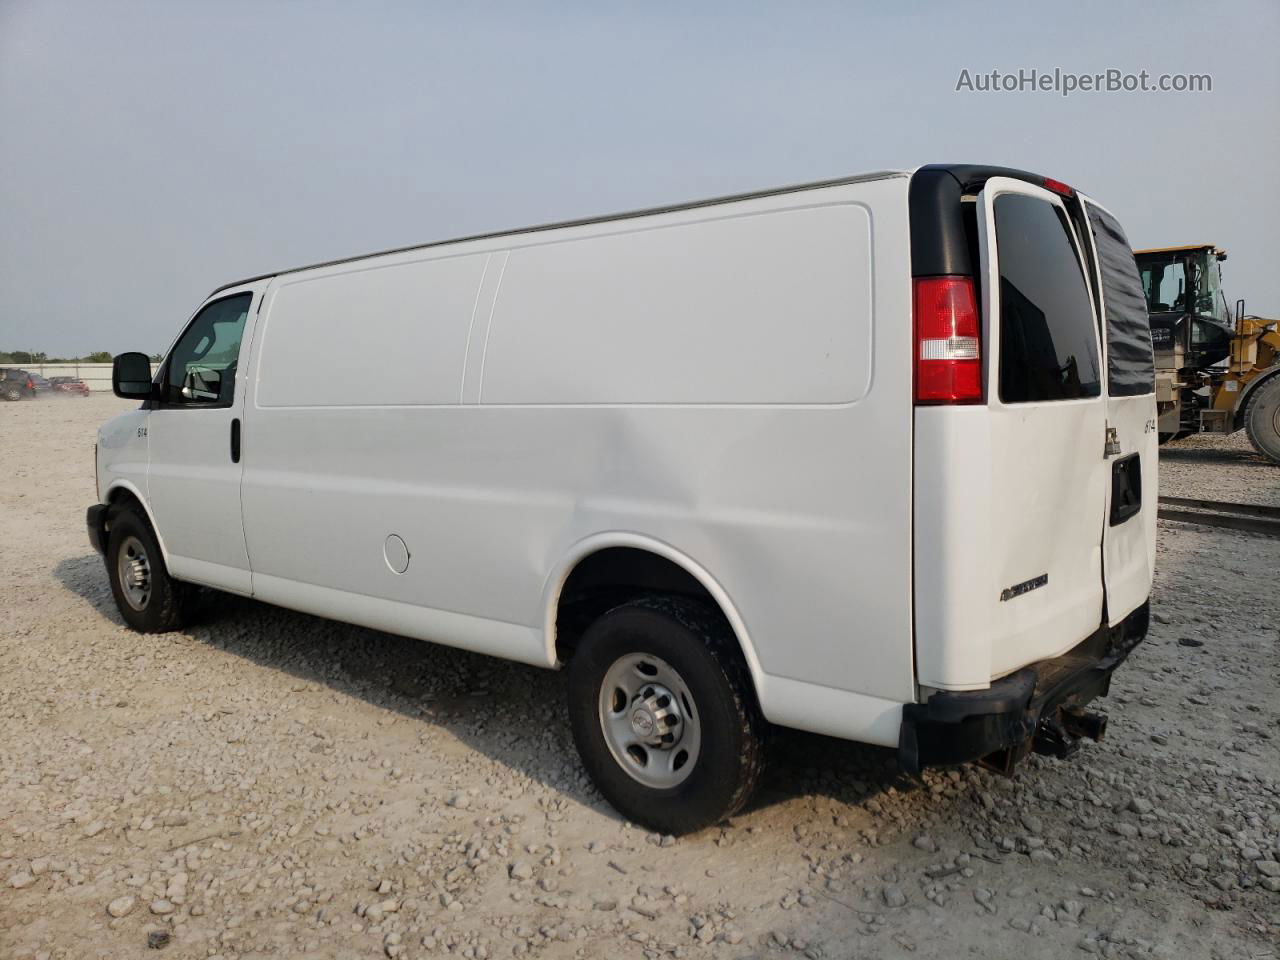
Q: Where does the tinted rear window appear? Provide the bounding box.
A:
[1085,201,1154,396]
[995,194,1102,403]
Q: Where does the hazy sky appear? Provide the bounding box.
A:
[2,0,1277,357]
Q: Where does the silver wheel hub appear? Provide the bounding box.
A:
[629,683,682,744]
[599,654,701,789]
[630,706,656,738]
[117,535,152,611]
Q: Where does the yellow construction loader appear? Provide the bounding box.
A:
[1135,244,1280,463]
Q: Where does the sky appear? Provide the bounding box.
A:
[1,0,1277,357]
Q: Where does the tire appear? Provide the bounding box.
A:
[3,387,20,401]
[105,504,189,632]
[567,597,766,834]
[1244,374,1280,464]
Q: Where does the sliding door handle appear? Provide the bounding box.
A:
[230,418,241,463]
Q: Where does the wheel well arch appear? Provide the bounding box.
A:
[102,481,170,562]
[545,535,763,686]
[105,484,144,511]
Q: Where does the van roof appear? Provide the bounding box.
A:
[206,169,909,299]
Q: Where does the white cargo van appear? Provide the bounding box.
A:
[91,165,1157,833]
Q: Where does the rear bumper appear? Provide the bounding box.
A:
[899,601,1149,776]
[87,504,108,555]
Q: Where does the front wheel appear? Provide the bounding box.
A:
[1244,374,1280,464]
[105,505,189,632]
[567,597,766,834]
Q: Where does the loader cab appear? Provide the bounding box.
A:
[1136,244,1233,371]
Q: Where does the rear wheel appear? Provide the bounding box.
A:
[1244,374,1280,464]
[3,386,20,401]
[567,597,765,835]
[105,504,189,632]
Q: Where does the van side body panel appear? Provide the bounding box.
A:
[238,176,916,743]
[96,413,151,519]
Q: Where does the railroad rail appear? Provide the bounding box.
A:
[1157,496,1280,537]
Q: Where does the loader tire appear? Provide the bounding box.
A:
[1244,374,1280,464]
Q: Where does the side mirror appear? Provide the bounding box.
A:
[113,352,154,399]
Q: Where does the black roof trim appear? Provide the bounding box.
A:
[918,163,1056,195]
[907,163,1071,278]
[206,169,907,299]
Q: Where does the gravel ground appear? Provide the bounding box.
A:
[1157,430,1280,508]
[2,395,1277,960]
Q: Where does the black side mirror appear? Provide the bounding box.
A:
[113,352,154,399]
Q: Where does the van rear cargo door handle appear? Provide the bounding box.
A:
[230,418,241,463]
[1104,426,1121,458]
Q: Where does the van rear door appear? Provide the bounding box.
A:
[975,178,1109,678]
[1080,196,1158,624]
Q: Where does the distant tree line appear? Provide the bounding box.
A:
[0,350,164,364]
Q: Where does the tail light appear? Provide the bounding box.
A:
[914,275,982,405]
[1042,177,1075,198]
[26,377,34,390]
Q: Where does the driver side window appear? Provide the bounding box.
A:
[164,293,253,406]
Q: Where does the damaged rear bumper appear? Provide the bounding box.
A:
[899,601,1149,776]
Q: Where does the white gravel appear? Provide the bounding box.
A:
[1,395,1277,958]
[1157,430,1280,508]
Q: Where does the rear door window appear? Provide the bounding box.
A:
[1085,202,1155,396]
[995,194,1102,403]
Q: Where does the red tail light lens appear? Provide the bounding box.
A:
[26,378,35,390]
[914,276,982,405]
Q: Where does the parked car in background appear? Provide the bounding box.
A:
[50,376,91,396]
[28,374,54,396]
[1,368,37,400]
